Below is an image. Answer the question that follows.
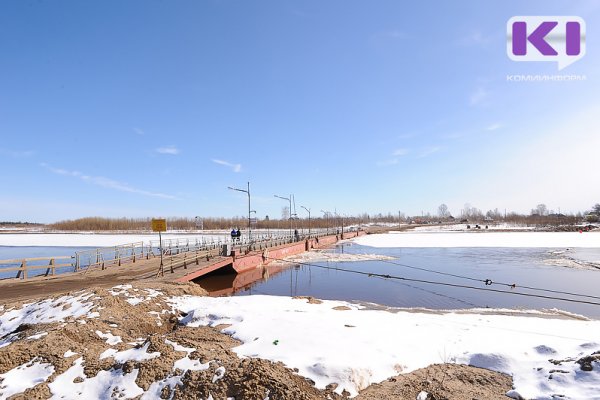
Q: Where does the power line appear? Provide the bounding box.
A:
[377,258,600,301]
[265,256,600,307]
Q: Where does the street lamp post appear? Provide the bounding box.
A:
[301,206,311,236]
[274,194,292,238]
[228,182,252,242]
[320,210,330,235]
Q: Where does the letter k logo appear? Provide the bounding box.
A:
[512,21,558,56]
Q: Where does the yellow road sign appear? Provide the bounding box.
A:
[152,218,167,232]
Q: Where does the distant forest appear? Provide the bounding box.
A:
[3,203,596,231]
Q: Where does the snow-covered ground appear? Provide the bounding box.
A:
[355,231,600,248]
[0,228,307,248]
[0,233,229,247]
[2,289,600,399]
[173,295,600,398]
[411,223,535,232]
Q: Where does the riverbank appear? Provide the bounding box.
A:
[2,282,599,399]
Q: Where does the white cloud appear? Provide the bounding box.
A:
[212,159,242,173]
[156,146,180,155]
[469,86,488,106]
[40,163,177,200]
[417,146,441,158]
[392,148,409,156]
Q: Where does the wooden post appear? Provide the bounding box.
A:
[132,244,136,263]
[23,260,27,280]
[50,258,55,276]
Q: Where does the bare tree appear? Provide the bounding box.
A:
[532,204,548,216]
[438,204,450,218]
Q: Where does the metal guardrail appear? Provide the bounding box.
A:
[74,242,145,271]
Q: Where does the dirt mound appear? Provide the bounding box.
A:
[1,282,514,399]
[356,363,512,400]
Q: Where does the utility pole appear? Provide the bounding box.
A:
[228,182,252,242]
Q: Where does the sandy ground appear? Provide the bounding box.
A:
[0,282,515,399]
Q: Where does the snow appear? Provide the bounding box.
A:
[95,330,122,345]
[0,333,19,349]
[174,356,211,372]
[212,366,226,383]
[285,251,395,263]
[0,292,96,338]
[411,223,535,232]
[141,376,182,400]
[416,391,428,400]
[355,231,600,248]
[63,350,77,358]
[26,332,48,340]
[109,285,164,306]
[99,342,160,363]
[48,357,143,399]
[0,232,230,247]
[165,339,195,354]
[170,295,600,398]
[0,358,54,399]
[165,339,212,372]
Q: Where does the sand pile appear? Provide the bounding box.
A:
[0,282,512,399]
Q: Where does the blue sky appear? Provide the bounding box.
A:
[1,0,599,223]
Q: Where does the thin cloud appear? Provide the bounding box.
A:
[392,148,409,156]
[212,159,242,173]
[469,86,488,106]
[40,163,177,200]
[0,148,35,158]
[376,158,399,167]
[457,31,491,47]
[156,146,180,155]
[418,146,442,158]
[133,127,145,136]
[486,123,502,131]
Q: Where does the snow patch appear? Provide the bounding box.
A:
[99,342,160,363]
[95,330,122,345]
[171,294,600,398]
[0,358,54,399]
[48,357,143,399]
[0,292,96,338]
[355,231,600,248]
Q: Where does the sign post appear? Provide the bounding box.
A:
[152,218,167,276]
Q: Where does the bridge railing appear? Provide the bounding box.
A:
[74,242,145,271]
[0,230,349,280]
[0,256,75,280]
